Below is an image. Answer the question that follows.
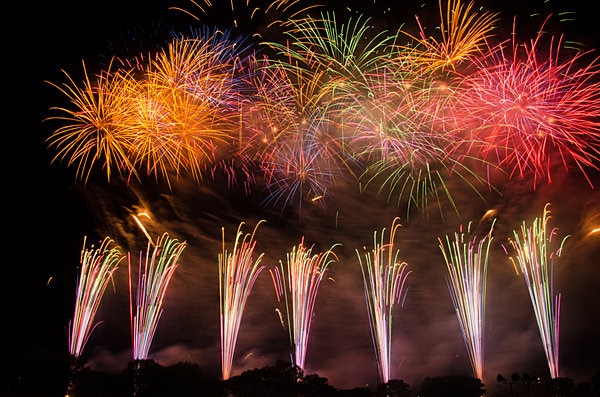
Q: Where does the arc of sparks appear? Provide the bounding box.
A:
[68,236,124,358]
[219,220,267,380]
[399,0,499,74]
[355,217,412,384]
[129,232,187,361]
[438,218,496,381]
[270,237,340,371]
[503,203,569,379]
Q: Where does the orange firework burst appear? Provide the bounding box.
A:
[398,0,499,75]
[45,60,139,184]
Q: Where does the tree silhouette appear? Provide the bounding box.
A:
[419,375,485,397]
[376,378,411,397]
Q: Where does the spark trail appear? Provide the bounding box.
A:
[219,221,266,380]
[270,237,340,371]
[438,218,496,380]
[356,217,412,383]
[129,233,187,361]
[503,203,569,379]
[68,236,123,358]
[67,236,123,397]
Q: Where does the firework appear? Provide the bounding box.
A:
[45,61,139,184]
[452,17,600,188]
[503,203,569,379]
[129,233,187,361]
[66,236,123,397]
[343,65,494,220]
[219,221,267,380]
[355,217,411,383]
[125,30,250,188]
[68,236,124,358]
[438,218,496,380]
[242,56,348,214]
[170,0,322,42]
[398,0,499,75]
[265,11,398,95]
[270,237,340,371]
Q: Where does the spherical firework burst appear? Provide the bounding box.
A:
[45,61,139,184]
[452,18,600,188]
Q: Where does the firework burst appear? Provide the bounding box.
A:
[452,17,600,188]
[398,0,499,75]
[45,61,139,184]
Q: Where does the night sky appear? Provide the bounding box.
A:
[9,0,600,394]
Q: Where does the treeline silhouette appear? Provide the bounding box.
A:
[2,350,599,397]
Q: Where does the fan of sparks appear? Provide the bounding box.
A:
[44,0,600,218]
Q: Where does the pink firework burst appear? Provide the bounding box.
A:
[452,16,600,188]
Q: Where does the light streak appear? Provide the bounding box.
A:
[68,236,124,358]
[66,236,123,397]
[438,218,496,381]
[356,217,411,383]
[270,237,340,371]
[503,203,569,379]
[129,233,187,361]
[219,221,267,380]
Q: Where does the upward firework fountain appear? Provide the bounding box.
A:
[66,236,123,397]
[270,237,340,371]
[128,232,187,396]
[504,203,569,379]
[219,221,266,380]
[438,218,496,381]
[356,217,412,384]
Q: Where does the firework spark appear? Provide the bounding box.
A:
[270,237,340,371]
[452,17,600,188]
[219,221,267,380]
[169,0,322,41]
[129,233,187,361]
[503,203,569,379]
[68,236,124,358]
[398,0,499,75]
[243,56,347,214]
[438,218,496,380]
[355,217,412,383]
[45,61,139,184]
[66,236,123,397]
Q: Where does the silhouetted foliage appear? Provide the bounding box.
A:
[591,371,600,397]
[4,354,599,397]
[572,382,595,397]
[222,359,339,396]
[376,379,411,397]
[336,386,373,397]
[419,375,485,397]
[546,377,576,397]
